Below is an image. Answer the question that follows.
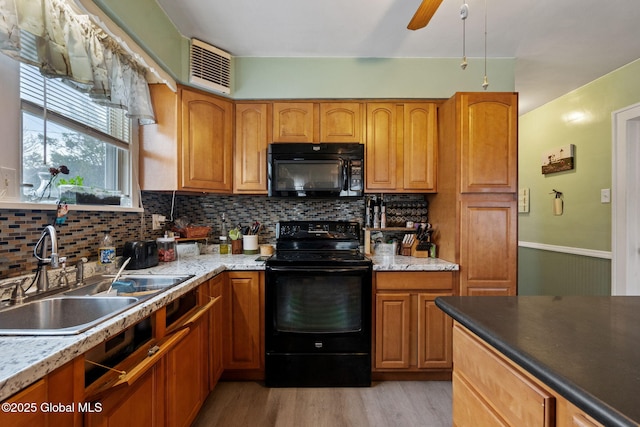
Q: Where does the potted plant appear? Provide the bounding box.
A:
[57,176,122,205]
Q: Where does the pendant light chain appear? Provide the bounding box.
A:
[482,0,489,90]
[460,2,468,70]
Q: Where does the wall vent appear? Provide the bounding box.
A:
[189,39,231,94]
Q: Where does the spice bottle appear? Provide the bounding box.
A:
[219,213,230,254]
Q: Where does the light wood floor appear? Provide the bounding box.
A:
[192,381,452,427]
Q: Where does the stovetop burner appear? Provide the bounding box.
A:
[267,221,371,267]
[267,250,369,265]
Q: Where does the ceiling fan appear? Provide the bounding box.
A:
[407,0,444,30]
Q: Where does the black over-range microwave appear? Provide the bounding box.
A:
[268,143,364,197]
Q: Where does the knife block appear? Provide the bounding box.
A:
[411,240,430,258]
[401,243,413,256]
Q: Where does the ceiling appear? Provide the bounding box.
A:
[155,0,640,114]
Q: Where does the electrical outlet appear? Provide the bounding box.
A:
[152,214,166,230]
[0,167,17,199]
[601,188,611,204]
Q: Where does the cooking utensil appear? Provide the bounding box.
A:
[108,257,131,294]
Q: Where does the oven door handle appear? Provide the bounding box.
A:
[267,266,371,274]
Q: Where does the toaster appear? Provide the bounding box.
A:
[123,240,159,269]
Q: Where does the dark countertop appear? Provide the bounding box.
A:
[436,296,640,427]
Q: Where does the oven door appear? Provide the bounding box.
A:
[265,265,372,354]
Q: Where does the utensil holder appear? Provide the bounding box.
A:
[231,239,243,254]
[243,235,259,255]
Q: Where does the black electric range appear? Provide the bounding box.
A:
[265,221,372,387]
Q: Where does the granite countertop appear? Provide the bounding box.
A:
[436,296,640,427]
[369,255,459,271]
[0,253,263,401]
[0,253,457,401]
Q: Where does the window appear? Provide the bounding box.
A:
[20,62,132,205]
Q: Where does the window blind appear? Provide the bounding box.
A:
[20,63,131,146]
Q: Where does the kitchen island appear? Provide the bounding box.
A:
[0,253,458,402]
[436,296,640,427]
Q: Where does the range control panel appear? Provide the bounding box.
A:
[276,221,360,240]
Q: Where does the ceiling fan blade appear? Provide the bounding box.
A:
[407,0,444,30]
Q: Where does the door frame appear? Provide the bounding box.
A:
[612,103,640,295]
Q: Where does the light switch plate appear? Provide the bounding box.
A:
[518,188,530,213]
[601,188,611,203]
[0,167,18,199]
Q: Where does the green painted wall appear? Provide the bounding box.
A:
[518,247,611,295]
[519,58,640,251]
[232,57,514,99]
[97,0,515,98]
[93,0,189,82]
[518,58,640,295]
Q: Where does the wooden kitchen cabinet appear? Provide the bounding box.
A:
[459,92,518,193]
[207,274,224,390]
[320,102,364,143]
[85,281,215,427]
[0,357,84,427]
[374,272,453,374]
[459,195,518,296]
[366,103,399,191]
[430,92,518,296]
[451,323,606,427]
[273,101,364,143]
[234,103,270,193]
[365,102,437,193]
[223,271,264,379]
[273,102,316,142]
[165,306,209,427]
[85,361,166,427]
[139,84,233,193]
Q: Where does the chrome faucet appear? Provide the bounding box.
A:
[34,225,60,292]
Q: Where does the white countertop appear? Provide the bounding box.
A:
[370,255,459,271]
[0,253,457,401]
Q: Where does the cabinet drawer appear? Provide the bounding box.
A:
[376,272,453,291]
[453,324,555,427]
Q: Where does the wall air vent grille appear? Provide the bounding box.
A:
[189,39,231,94]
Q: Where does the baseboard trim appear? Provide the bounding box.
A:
[518,241,612,260]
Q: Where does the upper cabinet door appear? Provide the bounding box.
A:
[366,103,399,191]
[273,102,316,142]
[403,103,437,192]
[459,92,518,193]
[180,88,233,192]
[320,102,364,143]
[234,103,270,194]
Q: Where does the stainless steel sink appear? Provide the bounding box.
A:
[0,274,194,336]
[0,296,139,335]
[64,274,194,297]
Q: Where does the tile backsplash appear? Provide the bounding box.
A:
[0,192,427,279]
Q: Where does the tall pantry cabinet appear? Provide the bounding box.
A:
[431,92,518,296]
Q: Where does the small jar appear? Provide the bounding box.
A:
[219,236,229,254]
[157,236,176,262]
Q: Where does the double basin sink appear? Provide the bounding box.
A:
[0,274,193,336]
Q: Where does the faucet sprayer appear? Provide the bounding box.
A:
[33,225,60,292]
[34,225,59,268]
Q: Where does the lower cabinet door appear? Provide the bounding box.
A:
[418,293,452,369]
[166,317,208,427]
[375,293,411,369]
[208,275,224,390]
[85,364,165,427]
[224,272,263,371]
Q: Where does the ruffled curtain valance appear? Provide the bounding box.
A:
[0,0,155,124]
